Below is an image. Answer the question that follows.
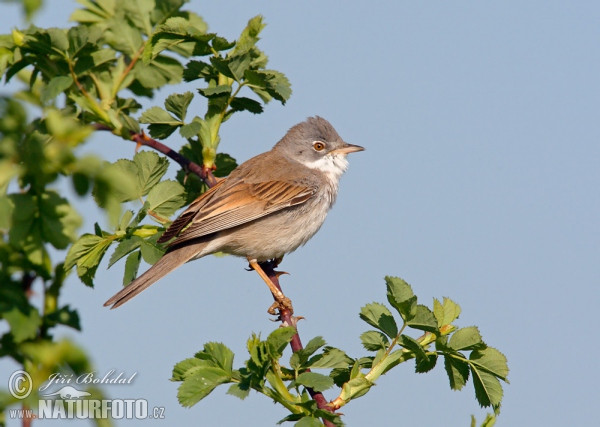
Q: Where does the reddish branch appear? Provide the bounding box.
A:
[96,125,336,425]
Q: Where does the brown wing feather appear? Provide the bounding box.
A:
[167,180,316,247]
[157,179,226,244]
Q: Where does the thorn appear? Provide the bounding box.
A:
[274,270,289,278]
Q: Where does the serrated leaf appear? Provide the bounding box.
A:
[234,15,265,54]
[40,75,73,104]
[179,121,201,139]
[294,417,322,427]
[3,306,41,343]
[444,354,470,391]
[230,97,263,114]
[471,367,503,409]
[165,91,193,121]
[295,372,334,392]
[305,348,351,369]
[45,305,81,331]
[385,276,417,321]
[266,326,296,359]
[227,383,250,400]
[415,353,437,373]
[38,191,83,249]
[64,233,112,271]
[108,235,143,267]
[290,336,326,370]
[201,342,235,374]
[145,180,186,216]
[140,239,165,265]
[214,153,237,178]
[198,84,232,98]
[406,304,439,333]
[469,347,509,381]
[245,69,292,104]
[359,302,398,338]
[449,326,485,351]
[172,357,216,381]
[434,296,462,327]
[139,106,182,139]
[133,151,169,196]
[397,334,428,361]
[360,330,389,352]
[122,250,141,285]
[177,367,231,407]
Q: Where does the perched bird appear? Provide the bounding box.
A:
[104,116,364,309]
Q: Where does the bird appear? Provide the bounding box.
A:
[104,116,364,309]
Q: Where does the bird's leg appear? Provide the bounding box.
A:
[247,258,293,314]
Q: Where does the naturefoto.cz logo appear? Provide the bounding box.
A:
[8,370,165,420]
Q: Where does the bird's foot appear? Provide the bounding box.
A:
[267,296,294,316]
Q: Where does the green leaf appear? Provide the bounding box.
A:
[140,238,165,265]
[44,305,81,331]
[230,97,263,114]
[179,121,201,139]
[214,153,237,178]
[360,331,389,352]
[359,302,398,338]
[108,235,143,267]
[305,348,351,369]
[139,106,182,139]
[266,326,296,359]
[406,304,439,333]
[64,233,113,286]
[122,250,141,285]
[449,326,485,351]
[290,336,326,370]
[145,180,186,216]
[38,191,83,249]
[444,354,470,391]
[165,91,194,121]
[200,342,235,375]
[211,53,251,81]
[3,306,41,343]
[234,15,265,54]
[469,347,509,381]
[40,76,73,104]
[245,69,292,104]
[385,276,417,321]
[415,353,438,373]
[471,367,503,410]
[177,367,231,407]
[172,357,216,381]
[197,84,232,98]
[133,151,169,196]
[433,296,462,328]
[227,383,250,400]
[294,417,323,427]
[295,372,334,392]
[106,18,143,55]
[397,334,428,362]
[339,377,372,402]
[183,60,215,82]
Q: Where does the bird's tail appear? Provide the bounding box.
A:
[104,243,205,309]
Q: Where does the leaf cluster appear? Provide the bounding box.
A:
[173,277,509,425]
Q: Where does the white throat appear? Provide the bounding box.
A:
[301,153,349,183]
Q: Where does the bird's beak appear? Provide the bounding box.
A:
[332,143,365,155]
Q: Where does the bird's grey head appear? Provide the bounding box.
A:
[274,116,364,180]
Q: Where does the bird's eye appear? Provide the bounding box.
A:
[313,141,326,151]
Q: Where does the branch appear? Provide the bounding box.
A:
[260,260,336,427]
[93,124,218,187]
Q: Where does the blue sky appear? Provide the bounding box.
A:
[2,1,599,426]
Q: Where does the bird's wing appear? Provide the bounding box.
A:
[157,179,227,243]
[159,179,317,246]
